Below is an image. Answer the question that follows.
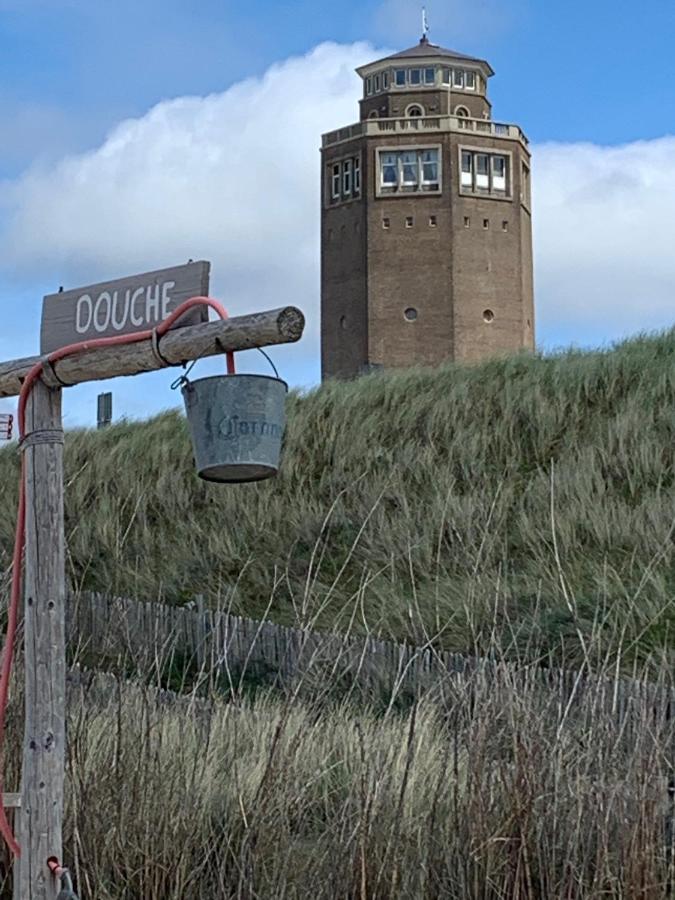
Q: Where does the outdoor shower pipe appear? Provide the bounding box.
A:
[0,297,233,858]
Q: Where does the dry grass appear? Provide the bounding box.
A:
[2,658,675,899]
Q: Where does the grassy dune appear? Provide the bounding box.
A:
[0,328,673,667]
[0,331,674,898]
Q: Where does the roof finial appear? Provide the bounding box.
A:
[421,6,430,43]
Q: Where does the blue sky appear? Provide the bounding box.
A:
[1,0,674,426]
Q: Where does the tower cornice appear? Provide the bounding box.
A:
[321,115,529,152]
[356,40,494,79]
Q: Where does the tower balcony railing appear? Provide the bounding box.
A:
[322,115,528,148]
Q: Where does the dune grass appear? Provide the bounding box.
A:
[0,330,674,897]
[0,328,673,668]
[2,656,675,899]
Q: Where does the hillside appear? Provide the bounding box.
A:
[1,328,673,667]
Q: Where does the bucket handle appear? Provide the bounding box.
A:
[255,347,281,380]
[217,338,279,380]
[171,346,280,391]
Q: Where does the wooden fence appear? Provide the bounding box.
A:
[66,592,675,724]
[68,590,474,699]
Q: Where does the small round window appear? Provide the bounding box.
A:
[404,307,418,322]
[483,309,495,323]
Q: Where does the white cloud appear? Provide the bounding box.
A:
[0,42,374,361]
[0,38,673,413]
[533,138,675,344]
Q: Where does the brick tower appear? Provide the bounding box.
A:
[320,35,534,379]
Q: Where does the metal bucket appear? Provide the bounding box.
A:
[182,374,288,483]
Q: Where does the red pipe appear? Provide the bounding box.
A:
[0,297,231,857]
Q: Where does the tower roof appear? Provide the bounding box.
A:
[356,37,494,78]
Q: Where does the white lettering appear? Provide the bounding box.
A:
[130,288,145,326]
[161,281,176,320]
[146,284,160,323]
[93,291,112,333]
[75,294,93,334]
[111,289,131,331]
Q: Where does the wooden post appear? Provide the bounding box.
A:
[17,381,66,900]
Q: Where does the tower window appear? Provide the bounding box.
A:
[343,159,352,195]
[405,216,414,228]
[340,315,347,330]
[404,307,418,321]
[442,67,451,85]
[331,164,341,200]
[483,309,495,323]
[492,156,507,192]
[453,69,465,88]
[464,216,470,228]
[366,76,372,95]
[406,104,425,117]
[382,217,390,229]
[383,71,390,89]
[476,154,490,189]
[410,68,422,85]
[381,152,398,187]
[465,71,476,90]
[460,149,512,197]
[424,67,435,84]
[502,220,509,232]
[377,147,441,194]
[328,155,361,205]
[421,149,438,184]
[429,215,437,227]
[395,68,406,86]
[461,151,473,188]
[483,219,490,229]
[401,152,418,187]
[374,74,381,92]
[455,105,470,118]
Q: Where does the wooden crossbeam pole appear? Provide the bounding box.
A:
[0,306,305,399]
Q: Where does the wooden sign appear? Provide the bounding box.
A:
[40,261,210,354]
